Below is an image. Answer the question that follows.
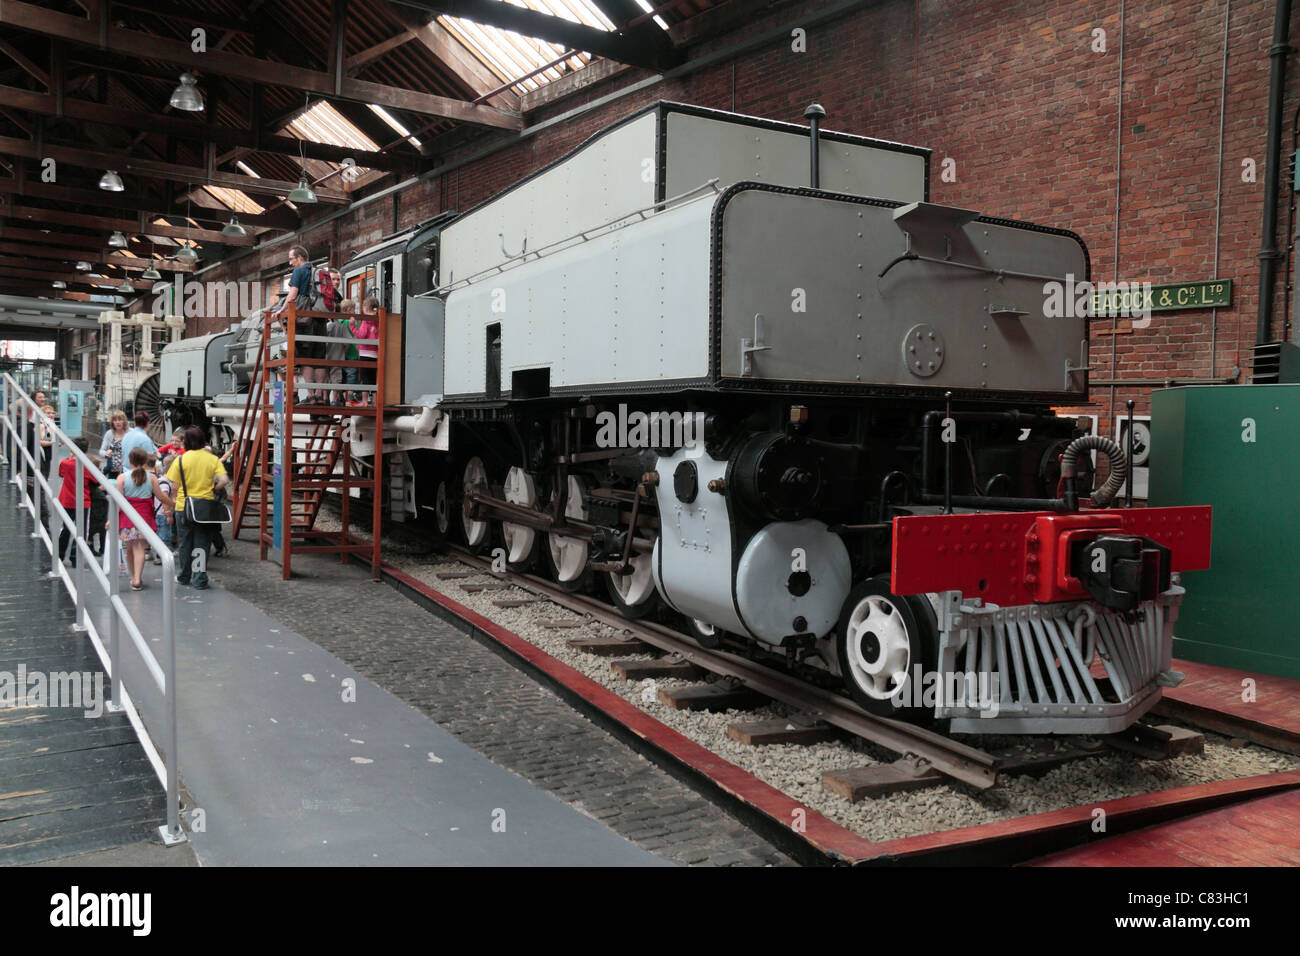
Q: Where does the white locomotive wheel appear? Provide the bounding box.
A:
[843,596,912,702]
[501,466,539,567]
[461,456,490,549]
[604,533,659,617]
[834,575,938,721]
[546,476,590,585]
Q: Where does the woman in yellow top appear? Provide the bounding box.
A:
[165,427,229,590]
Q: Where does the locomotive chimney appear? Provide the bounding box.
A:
[804,103,826,189]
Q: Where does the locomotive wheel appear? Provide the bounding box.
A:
[603,533,660,619]
[685,616,726,650]
[433,476,462,542]
[460,456,493,553]
[543,476,592,592]
[835,574,938,722]
[500,466,540,572]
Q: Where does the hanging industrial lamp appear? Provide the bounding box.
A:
[117,277,134,294]
[99,169,124,191]
[108,231,128,248]
[51,280,66,289]
[173,185,201,262]
[221,215,247,237]
[75,260,92,271]
[288,174,318,204]
[287,94,318,204]
[169,72,204,112]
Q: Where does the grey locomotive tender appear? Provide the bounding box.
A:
[305,103,1214,734]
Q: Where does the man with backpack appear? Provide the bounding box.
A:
[273,245,326,403]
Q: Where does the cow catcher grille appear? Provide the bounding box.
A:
[935,587,1186,734]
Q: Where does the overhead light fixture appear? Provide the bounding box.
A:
[287,95,318,205]
[117,277,134,294]
[141,263,163,281]
[99,169,124,191]
[169,72,204,112]
[51,280,67,289]
[175,243,199,262]
[221,215,247,237]
[288,174,317,204]
[75,260,92,271]
[108,231,128,248]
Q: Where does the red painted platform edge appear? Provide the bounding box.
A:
[379,563,879,863]
[869,768,1300,862]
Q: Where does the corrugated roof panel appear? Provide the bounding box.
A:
[285,100,381,152]
[200,186,266,215]
[437,0,615,94]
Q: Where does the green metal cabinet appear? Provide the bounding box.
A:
[1150,384,1300,678]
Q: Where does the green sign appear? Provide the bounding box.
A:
[1092,279,1232,315]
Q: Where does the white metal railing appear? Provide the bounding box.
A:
[0,373,184,846]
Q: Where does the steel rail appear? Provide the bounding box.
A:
[446,545,1000,789]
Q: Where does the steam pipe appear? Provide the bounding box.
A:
[804,103,825,189]
[1257,0,1293,345]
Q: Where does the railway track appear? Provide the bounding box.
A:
[446,545,1073,793]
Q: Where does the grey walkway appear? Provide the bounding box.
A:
[0,471,166,865]
[76,525,665,866]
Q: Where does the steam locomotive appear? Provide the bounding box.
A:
[173,102,1212,734]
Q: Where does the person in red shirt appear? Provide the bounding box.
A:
[319,267,338,312]
[157,427,186,459]
[57,436,95,567]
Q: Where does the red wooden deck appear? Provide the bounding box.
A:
[1158,657,1300,752]
[1027,787,1300,866]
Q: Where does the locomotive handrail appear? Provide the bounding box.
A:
[878,248,1073,285]
[423,177,723,296]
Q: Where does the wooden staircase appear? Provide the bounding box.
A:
[230,303,385,579]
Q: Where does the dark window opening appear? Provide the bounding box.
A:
[511,367,550,400]
[486,323,501,399]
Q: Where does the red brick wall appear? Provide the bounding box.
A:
[190,0,1293,433]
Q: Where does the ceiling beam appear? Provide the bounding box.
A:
[390,0,684,71]
[1,203,257,245]
[0,1,523,129]
[0,177,299,230]
[345,30,420,75]
[0,243,196,272]
[590,0,682,59]
[0,265,156,291]
[0,85,408,170]
[0,133,351,202]
[107,0,259,36]
[379,2,519,111]
[0,36,50,88]
[0,225,188,260]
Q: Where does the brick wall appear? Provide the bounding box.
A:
[188,0,1293,433]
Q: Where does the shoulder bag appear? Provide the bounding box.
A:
[179,454,232,526]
